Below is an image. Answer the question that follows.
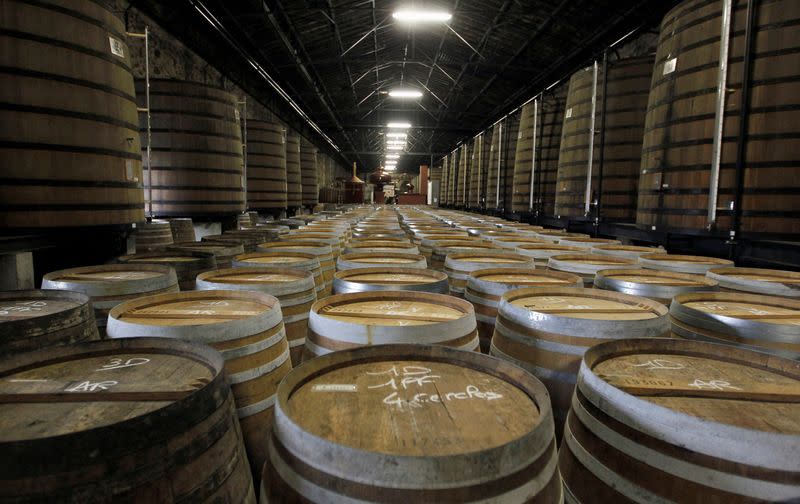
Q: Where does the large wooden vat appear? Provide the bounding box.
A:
[285,134,302,207]
[0,0,144,227]
[299,137,318,206]
[559,338,800,502]
[637,0,800,234]
[456,143,471,207]
[137,80,244,217]
[246,120,287,210]
[107,290,291,479]
[467,132,489,208]
[262,344,563,503]
[555,56,654,221]
[0,338,256,502]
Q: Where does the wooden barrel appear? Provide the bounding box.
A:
[0,0,144,228]
[555,56,654,221]
[115,250,217,290]
[548,253,638,285]
[167,218,196,242]
[594,268,718,305]
[305,291,480,359]
[431,240,500,271]
[107,290,291,478]
[41,264,179,336]
[639,253,734,274]
[491,287,670,436]
[343,240,420,255]
[535,230,588,243]
[0,338,256,502]
[348,236,410,245]
[333,268,449,295]
[133,220,174,252]
[170,240,244,269]
[557,237,621,249]
[262,344,562,503]
[352,229,406,240]
[456,144,472,206]
[247,120,287,209]
[669,291,800,360]
[299,138,318,207]
[419,235,473,259]
[285,134,302,207]
[336,252,427,271]
[233,251,324,297]
[466,269,583,353]
[411,230,467,245]
[493,236,548,249]
[237,213,255,229]
[195,267,316,366]
[638,0,800,234]
[282,233,342,258]
[258,241,334,296]
[590,244,665,259]
[137,79,244,217]
[444,251,536,298]
[706,267,800,298]
[201,233,261,253]
[0,290,99,355]
[559,338,800,502]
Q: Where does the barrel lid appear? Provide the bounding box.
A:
[41,264,178,296]
[707,267,800,297]
[346,241,416,250]
[197,267,312,285]
[639,254,734,273]
[0,289,89,323]
[170,241,244,255]
[516,243,583,252]
[593,244,664,253]
[117,251,213,264]
[558,237,620,245]
[504,287,666,321]
[335,268,446,286]
[581,339,800,452]
[279,345,544,457]
[494,237,547,245]
[234,251,317,265]
[445,251,532,265]
[671,292,800,327]
[0,338,223,441]
[313,291,473,327]
[596,268,716,287]
[260,241,332,254]
[108,290,280,329]
[469,268,582,286]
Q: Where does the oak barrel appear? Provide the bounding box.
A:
[557,237,620,249]
[444,251,535,298]
[134,220,173,252]
[466,269,583,353]
[491,287,670,436]
[304,291,480,360]
[0,0,144,228]
[201,233,262,253]
[247,120,287,210]
[285,134,302,207]
[233,251,324,297]
[590,244,665,259]
[115,250,217,290]
[137,79,244,217]
[639,253,734,274]
[515,243,584,267]
[170,240,244,269]
[263,344,562,502]
[41,264,179,336]
[0,290,99,355]
[343,240,420,255]
[258,241,334,296]
[594,268,718,305]
[706,267,800,298]
[669,291,800,360]
[195,267,316,366]
[547,253,638,285]
[559,338,800,502]
[431,240,500,271]
[0,338,255,502]
[333,268,449,295]
[167,218,196,242]
[336,252,427,271]
[107,290,291,479]
[637,0,800,234]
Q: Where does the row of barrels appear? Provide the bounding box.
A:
[0,0,348,228]
[439,0,800,236]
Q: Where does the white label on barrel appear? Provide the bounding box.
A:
[663,58,677,75]
[312,384,358,392]
[688,379,742,391]
[0,300,47,316]
[65,380,118,393]
[632,359,685,371]
[108,36,125,58]
[96,357,150,372]
[125,160,136,181]
[565,108,573,119]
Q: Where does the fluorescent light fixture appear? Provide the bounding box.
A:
[385,160,398,165]
[386,133,407,138]
[385,166,396,171]
[388,89,423,99]
[392,10,452,22]
[387,122,411,129]
[385,154,400,159]
[386,141,405,146]
[387,145,404,150]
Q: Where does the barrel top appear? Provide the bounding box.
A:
[283,347,541,456]
[313,291,473,327]
[0,290,88,322]
[469,268,581,286]
[347,241,415,249]
[338,252,425,264]
[549,253,637,266]
[42,264,173,284]
[235,251,317,265]
[445,251,532,264]
[505,287,666,321]
[0,338,221,441]
[197,267,311,285]
[596,268,716,287]
[110,290,280,327]
[707,267,800,287]
[586,339,800,434]
[260,241,332,253]
[558,237,620,244]
[640,254,734,266]
[516,243,583,251]
[170,241,244,254]
[672,292,800,326]
[593,245,664,253]
[335,268,446,286]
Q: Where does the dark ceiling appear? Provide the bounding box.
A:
[132,0,680,174]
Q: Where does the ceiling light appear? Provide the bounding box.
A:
[386,154,400,159]
[387,145,404,150]
[385,166,396,171]
[392,10,452,22]
[387,141,405,146]
[386,133,407,138]
[387,122,411,129]
[388,89,423,99]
